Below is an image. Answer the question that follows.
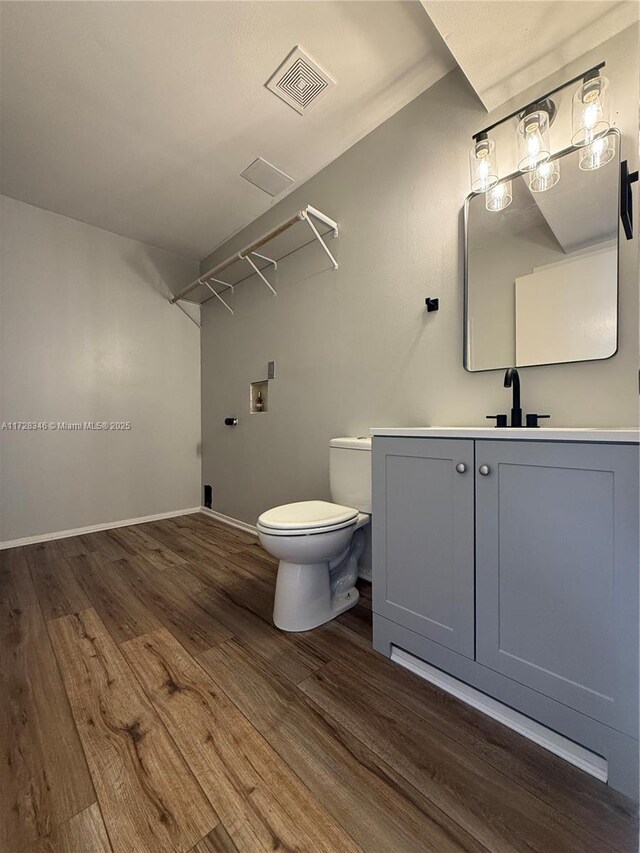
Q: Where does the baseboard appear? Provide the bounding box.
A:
[0,507,202,550]
[391,647,608,783]
[199,507,258,537]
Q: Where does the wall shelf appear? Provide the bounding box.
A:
[250,380,269,414]
[170,205,338,309]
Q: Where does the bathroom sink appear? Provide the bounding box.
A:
[369,426,639,443]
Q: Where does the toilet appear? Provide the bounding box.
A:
[257,437,372,632]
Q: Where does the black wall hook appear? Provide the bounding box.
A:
[425,297,439,312]
[621,160,639,240]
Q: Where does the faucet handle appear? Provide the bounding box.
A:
[525,413,550,428]
[486,414,508,428]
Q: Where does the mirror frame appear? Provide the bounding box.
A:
[463,127,622,373]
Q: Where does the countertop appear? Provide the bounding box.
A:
[370,426,640,443]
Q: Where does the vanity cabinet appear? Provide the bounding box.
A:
[372,433,639,798]
[372,438,475,657]
[474,440,638,734]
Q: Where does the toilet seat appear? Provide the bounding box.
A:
[257,500,358,537]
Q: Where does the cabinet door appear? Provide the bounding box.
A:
[476,440,639,734]
[373,437,475,658]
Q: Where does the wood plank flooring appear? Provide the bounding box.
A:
[1,513,637,852]
[1,550,95,851]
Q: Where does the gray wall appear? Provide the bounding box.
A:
[0,196,201,542]
[200,25,639,526]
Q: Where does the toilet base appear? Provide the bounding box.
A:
[273,560,359,632]
[331,587,360,618]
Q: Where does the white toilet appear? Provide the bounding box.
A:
[257,437,372,632]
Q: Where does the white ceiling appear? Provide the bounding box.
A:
[0,1,455,259]
[422,0,639,112]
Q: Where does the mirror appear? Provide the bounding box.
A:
[464,130,620,372]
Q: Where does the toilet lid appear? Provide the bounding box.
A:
[258,500,358,531]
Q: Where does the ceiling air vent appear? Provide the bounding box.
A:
[266,45,335,115]
[240,157,295,197]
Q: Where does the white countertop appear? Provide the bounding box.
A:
[370,426,640,443]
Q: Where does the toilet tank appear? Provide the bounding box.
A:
[329,437,372,513]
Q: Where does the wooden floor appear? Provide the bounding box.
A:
[2,513,638,853]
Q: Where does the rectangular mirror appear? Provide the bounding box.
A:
[464,129,620,372]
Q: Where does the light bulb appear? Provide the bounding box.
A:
[582,102,599,133]
[529,158,560,192]
[518,109,550,172]
[572,75,610,146]
[469,135,498,193]
[486,180,512,212]
[579,132,616,171]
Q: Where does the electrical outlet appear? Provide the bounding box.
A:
[268,361,276,379]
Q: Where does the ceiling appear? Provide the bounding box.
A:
[0,1,455,259]
[3,2,635,261]
[422,0,638,111]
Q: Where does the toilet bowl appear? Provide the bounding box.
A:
[257,437,372,633]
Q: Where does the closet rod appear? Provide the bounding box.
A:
[170,205,337,304]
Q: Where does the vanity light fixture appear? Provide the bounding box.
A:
[572,70,611,147]
[469,61,638,234]
[486,179,513,211]
[469,62,609,197]
[529,158,560,193]
[469,132,499,193]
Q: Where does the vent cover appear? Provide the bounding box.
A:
[266,45,335,115]
[240,158,295,197]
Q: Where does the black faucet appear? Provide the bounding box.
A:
[487,368,550,428]
[504,367,523,427]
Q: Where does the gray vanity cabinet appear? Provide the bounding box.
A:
[475,440,639,735]
[373,433,639,796]
[372,437,475,657]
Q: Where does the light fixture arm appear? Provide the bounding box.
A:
[472,61,605,142]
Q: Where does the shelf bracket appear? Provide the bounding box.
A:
[242,254,277,295]
[208,277,234,294]
[175,300,201,328]
[302,209,339,270]
[250,251,277,271]
[203,280,234,314]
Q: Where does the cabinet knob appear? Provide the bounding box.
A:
[455,462,467,473]
[479,464,491,476]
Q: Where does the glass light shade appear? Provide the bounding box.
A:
[571,76,610,146]
[517,109,550,172]
[529,159,560,193]
[486,180,513,211]
[469,137,498,193]
[578,133,616,171]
